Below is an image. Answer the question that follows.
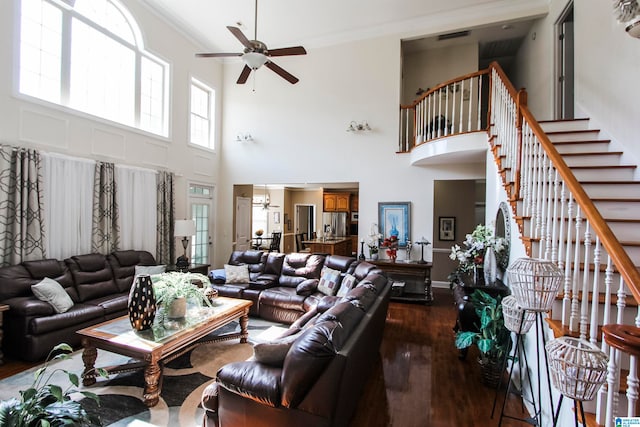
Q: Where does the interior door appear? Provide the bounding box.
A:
[235,197,252,251]
[556,3,574,119]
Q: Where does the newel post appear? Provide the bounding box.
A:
[513,88,527,201]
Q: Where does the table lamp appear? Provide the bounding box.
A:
[174,219,196,269]
[415,238,431,264]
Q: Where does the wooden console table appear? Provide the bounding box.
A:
[370,260,432,304]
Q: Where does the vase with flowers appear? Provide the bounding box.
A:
[449,224,506,287]
[381,235,399,262]
[367,223,382,260]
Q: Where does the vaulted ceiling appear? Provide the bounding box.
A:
[141,0,548,54]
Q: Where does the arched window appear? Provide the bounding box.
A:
[19,0,169,137]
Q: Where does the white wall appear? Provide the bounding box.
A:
[0,0,223,227]
[215,35,487,267]
[513,0,640,165]
[402,42,479,104]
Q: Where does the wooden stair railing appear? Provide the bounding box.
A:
[401,61,640,426]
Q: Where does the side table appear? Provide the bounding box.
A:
[369,260,432,304]
[0,304,8,365]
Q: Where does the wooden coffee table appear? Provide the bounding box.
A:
[77,297,252,407]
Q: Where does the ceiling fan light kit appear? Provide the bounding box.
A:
[195,0,307,84]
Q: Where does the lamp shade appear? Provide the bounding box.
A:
[242,52,268,70]
[506,257,563,312]
[174,219,196,237]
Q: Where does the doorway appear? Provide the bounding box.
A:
[556,2,574,119]
[295,204,316,237]
[188,183,214,265]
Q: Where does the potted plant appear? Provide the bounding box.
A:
[0,343,107,426]
[367,223,382,260]
[454,289,511,388]
[152,272,212,319]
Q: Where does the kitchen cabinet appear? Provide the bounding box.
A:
[324,193,350,212]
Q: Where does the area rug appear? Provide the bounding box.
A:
[0,318,280,427]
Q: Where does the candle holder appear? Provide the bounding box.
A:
[359,240,366,260]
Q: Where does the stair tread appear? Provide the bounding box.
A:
[561,151,623,156]
[546,129,600,135]
[552,139,611,145]
[568,165,636,169]
[538,118,590,123]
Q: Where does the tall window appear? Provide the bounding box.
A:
[19,0,169,136]
[190,78,215,149]
[189,184,214,265]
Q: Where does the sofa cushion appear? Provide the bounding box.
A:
[278,253,323,288]
[259,287,306,312]
[217,361,282,408]
[225,264,250,284]
[317,267,341,296]
[31,278,74,314]
[0,265,38,301]
[295,279,318,296]
[66,254,120,302]
[252,332,300,367]
[336,273,357,297]
[108,250,157,292]
[28,304,104,335]
[209,268,226,284]
[135,265,166,276]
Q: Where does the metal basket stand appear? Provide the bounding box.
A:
[545,336,608,427]
[492,296,541,426]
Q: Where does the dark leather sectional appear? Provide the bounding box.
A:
[0,250,156,361]
[204,250,391,427]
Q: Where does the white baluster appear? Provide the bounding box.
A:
[570,205,582,332]
[589,236,601,345]
[579,221,592,340]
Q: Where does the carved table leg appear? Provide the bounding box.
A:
[143,361,163,407]
[239,312,249,344]
[81,343,98,386]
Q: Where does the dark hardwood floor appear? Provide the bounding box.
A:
[350,287,531,427]
[0,287,531,426]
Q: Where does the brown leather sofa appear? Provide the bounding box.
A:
[203,252,390,427]
[0,250,157,361]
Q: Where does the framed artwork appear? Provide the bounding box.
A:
[439,216,455,241]
[378,202,411,247]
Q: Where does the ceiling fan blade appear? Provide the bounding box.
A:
[237,65,252,84]
[227,26,253,49]
[265,61,299,84]
[196,52,242,58]
[268,46,307,57]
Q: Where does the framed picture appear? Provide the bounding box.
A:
[378,202,411,247]
[351,211,359,222]
[439,216,455,241]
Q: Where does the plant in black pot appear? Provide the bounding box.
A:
[0,343,107,426]
[454,289,511,388]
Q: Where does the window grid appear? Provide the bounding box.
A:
[18,0,169,137]
[189,79,214,149]
[191,203,209,265]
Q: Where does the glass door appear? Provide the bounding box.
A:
[189,183,214,265]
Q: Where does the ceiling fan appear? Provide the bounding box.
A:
[253,185,280,210]
[195,0,307,84]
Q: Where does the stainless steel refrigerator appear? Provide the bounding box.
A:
[322,212,348,237]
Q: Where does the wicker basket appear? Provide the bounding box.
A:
[501,295,536,334]
[506,258,563,312]
[545,336,609,401]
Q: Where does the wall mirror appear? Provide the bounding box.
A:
[495,201,510,270]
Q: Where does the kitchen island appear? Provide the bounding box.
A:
[302,238,352,256]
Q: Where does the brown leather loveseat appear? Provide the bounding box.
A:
[0,250,157,361]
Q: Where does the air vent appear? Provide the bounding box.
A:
[437,30,471,41]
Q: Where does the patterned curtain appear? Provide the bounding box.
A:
[0,146,46,266]
[156,171,175,265]
[92,161,120,254]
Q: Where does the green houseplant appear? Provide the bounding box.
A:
[0,343,106,426]
[151,272,212,318]
[454,289,511,387]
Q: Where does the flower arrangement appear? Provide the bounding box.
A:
[449,224,506,281]
[367,223,382,257]
[381,235,399,261]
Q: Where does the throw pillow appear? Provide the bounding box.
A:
[317,267,341,296]
[336,273,357,297]
[209,268,226,284]
[224,264,250,284]
[31,277,74,314]
[253,332,301,366]
[135,264,166,276]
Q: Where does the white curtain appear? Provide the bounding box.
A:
[116,165,157,254]
[42,153,95,259]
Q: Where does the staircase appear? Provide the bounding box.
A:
[400,62,640,427]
